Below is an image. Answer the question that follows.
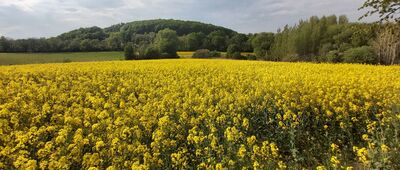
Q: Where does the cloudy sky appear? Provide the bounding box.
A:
[0,0,376,39]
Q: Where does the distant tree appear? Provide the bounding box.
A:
[0,36,10,52]
[227,44,243,59]
[372,23,400,65]
[360,1,400,65]
[144,45,161,59]
[360,0,400,22]
[180,32,206,51]
[339,15,349,24]
[47,38,63,52]
[106,32,123,51]
[326,15,338,25]
[229,34,250,51]
[207,31,228,51]
[67,40,81,52]
[136,43,160,60]
[154,29,179,58]
[80,39,93,51]
[132,33,156,45]
[136,43,148,59]
[251,33,275,60]
[343,46,378,64]
[124,42,135,60]
[326,50,343,63]
[58,26,107,41]
[118,19,236,37]
[319,43,334,58]
[0,19,238,53]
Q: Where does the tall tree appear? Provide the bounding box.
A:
[226,44,242,59]
[360,0,400,65]
[124,42,135,60]
[229,34,250,52]
[251,33,275,60]
[372,23,400,65]
[339,15,349,24]
[106,32,123,51]
[207,31,228,51]
[154,29,179,58]
[180,32,206,51]
[0,36,9,52]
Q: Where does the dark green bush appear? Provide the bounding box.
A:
[343,46,378,64]
[245,54,257,60]
[144,46,160,59]
[209,51,221,58]
[124,42,135,60]
[326,50,343,63]
[227,44,244,60]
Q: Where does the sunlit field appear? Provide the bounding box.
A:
[0,59,399,169]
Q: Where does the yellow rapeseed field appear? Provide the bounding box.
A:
[0,59,399,169]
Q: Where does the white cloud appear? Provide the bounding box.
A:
[0,0,378,38]
[0,0,47,12]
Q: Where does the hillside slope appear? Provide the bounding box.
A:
[58,19,237,41]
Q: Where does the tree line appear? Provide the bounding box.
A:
[0,11,399,64]
[0,19,239,53]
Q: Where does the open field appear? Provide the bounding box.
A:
[0,52,125,65]
[0,52,256,65]
[1,59,399,169]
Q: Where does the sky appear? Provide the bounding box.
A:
[0,0,377,39]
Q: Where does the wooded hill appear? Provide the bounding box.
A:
[0,19,237,53]
[58,19,236,42]
[0,17,398,65]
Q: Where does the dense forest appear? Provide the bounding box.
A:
[0,19,238,53]
[0,16,399,64]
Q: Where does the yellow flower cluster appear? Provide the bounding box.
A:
[0,59,399,169]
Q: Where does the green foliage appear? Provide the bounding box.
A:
[192,49,212,58]
[80,39,93,51]
[244,54,257,60]
[271,15,380,64]
[0,19,237,53]
[209,51,222,58]
[343,46,378,64]
[251,33,275,60]
[326,50,343,63]
[339,15,349,24]
[105,33,123,51]
[144,45,161,59]
[58,26,107,41]
[360,0,400,22]
[154,29,179,58]
[124,42,135,60]
[192,49,221,58]
[229,34,252,52]
[117,19,236,36]
[179,32,206,51]
[207,31,228,51]
[135,43,161,60]
[372,23,400,65]
[227,44,243,59]
[0,36,6,51]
